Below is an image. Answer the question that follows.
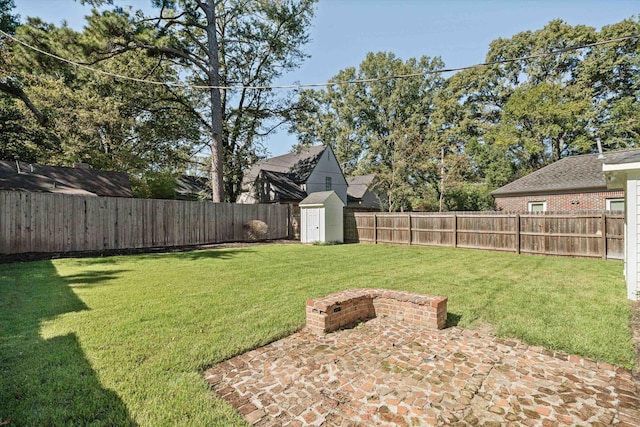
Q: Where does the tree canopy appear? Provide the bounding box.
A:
[1,4,638,208]
[0,0,317,200]
[292,17,640,211]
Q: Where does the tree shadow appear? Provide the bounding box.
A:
[0,261,136,426]
[62,269,131,285]
[173,248,255,261]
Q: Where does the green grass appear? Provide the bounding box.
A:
[0,244,634,426]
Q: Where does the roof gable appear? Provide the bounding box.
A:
[300,190,344,206]
[244,145,327,185]
[492,148,640,196]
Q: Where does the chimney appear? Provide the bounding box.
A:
[74,162,91,169]
[14,155,20,173]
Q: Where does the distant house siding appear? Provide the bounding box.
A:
[305,149,348,204]
[494,190,624,212]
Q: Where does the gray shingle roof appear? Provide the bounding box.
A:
[243,145,327,185]
[300,191,342,206]
[259,170,307,201]
[0,160,133,197]
[175,175,210,200]
[491,148,640,196]
[346,174,376,201]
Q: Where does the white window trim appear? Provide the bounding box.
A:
[606,198,625,211]
[527,201,547,212]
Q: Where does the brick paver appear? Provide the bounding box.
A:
[205,318,640,426]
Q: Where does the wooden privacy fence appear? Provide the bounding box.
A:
[0,191,289,255]
[344,211,624,260]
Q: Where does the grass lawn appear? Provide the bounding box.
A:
[0,243,634,426]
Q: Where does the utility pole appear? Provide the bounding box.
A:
[439,147,445,212]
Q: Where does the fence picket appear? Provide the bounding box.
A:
[344,211,624,260]
[0,191,289,255]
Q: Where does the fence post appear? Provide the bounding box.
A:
[373,213,378,244]
[453,213,458,248]
[601,213,607,260]
[408,213,412,245]
[515,214,521,254]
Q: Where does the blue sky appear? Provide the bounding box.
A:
[13,0,640,156]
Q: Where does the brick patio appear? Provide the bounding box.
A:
[205,318,640,426]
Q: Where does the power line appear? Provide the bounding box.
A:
[1,29,639,91]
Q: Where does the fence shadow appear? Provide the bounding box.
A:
[0,261,136,426]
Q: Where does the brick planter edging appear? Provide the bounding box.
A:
[306,288,447,335]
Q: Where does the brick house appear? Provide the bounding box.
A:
[490,150,638,212]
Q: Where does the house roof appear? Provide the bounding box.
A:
[491,149,640,196]
[175,175,210,200]
[243,145,327,185]
[0,160,133,197]
[346,174,376,201]
[300,190,343,206]
[260,170,308,201]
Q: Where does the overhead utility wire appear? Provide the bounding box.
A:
[1,29,638,90]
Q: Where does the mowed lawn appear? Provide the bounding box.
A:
[0,243,634,426]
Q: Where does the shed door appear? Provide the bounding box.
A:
[307,208,320,242]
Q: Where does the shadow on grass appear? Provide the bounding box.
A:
[63,269,131,285]
[446,312,462,328]
[174,248,255,261]
[0,261,136,426]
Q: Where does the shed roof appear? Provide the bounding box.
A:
[300,191,344,206]
[491,149,640,196]
[0,160,133,197]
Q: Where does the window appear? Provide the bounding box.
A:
[325,176,332,191]
[528,201,547,213]
[606,198,625,212]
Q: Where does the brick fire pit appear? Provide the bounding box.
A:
[305,288,448,334]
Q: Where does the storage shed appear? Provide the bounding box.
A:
[300,191,344,243]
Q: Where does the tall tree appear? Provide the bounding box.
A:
[293,52,444,211]
[1,12,200,193]
[83,0,317,201]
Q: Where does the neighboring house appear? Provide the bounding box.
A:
[237,145,348,205]
[175,175,210,201]
[346,174,384,211]
[491,150,637,212]
[0,160,133,197]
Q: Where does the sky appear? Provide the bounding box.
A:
[12,0,640,156]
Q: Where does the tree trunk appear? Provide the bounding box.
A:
[203,0,224,202]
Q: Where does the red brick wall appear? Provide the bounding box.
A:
[306,289,447,335]
[494,190,624,212]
